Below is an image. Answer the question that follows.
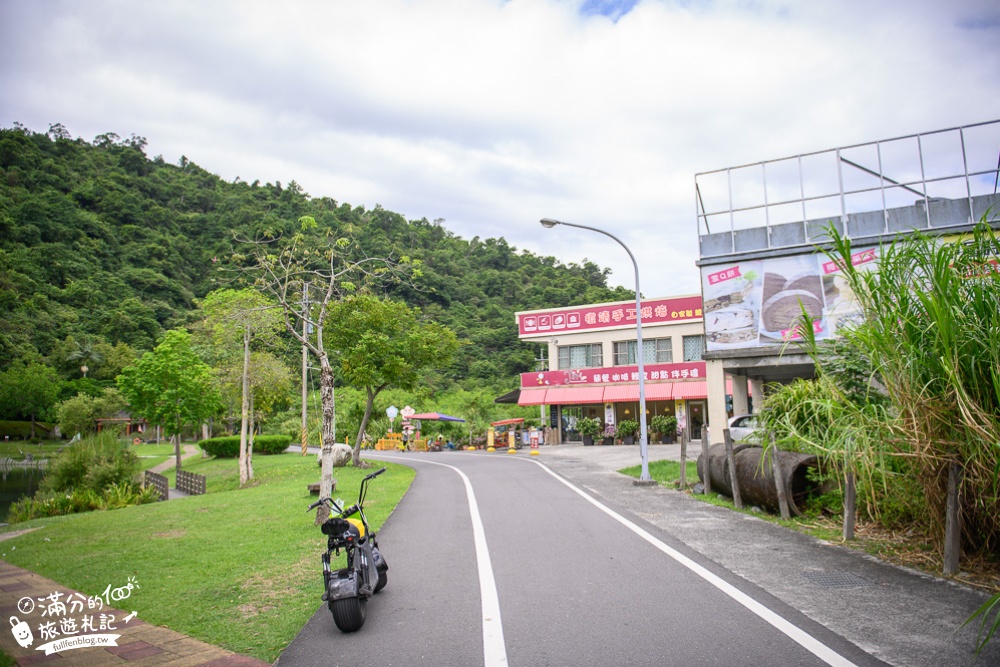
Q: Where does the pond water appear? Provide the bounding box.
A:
[0,466,45,523]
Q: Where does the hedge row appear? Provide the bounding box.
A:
[0,420,55,439]
[200,435,292,458]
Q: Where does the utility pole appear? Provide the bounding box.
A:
[301,282,310,455]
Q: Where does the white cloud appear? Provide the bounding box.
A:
[1,0,998,297]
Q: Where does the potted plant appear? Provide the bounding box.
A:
[576,417,601,446]
[651,414,678,444]
[616,419,639,445]
[601,423,616,446]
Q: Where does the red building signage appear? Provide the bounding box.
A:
[521,361,706,388]
[517,296,703,337]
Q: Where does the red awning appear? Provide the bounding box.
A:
[544,386,606,405]
[645,383,673,400]
[517,389,548,406]
[671,381,707,399]
[602,383,673,402]
[602,385,637,401]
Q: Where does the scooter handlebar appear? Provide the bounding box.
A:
[363,467,387,482]
[306,497,341,512]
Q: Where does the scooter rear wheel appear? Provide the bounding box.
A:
[330,596,367,632]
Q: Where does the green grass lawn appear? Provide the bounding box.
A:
[0,453,414,662]
[0,441,65,458]
[619,458,699,487]
[133,443,195,471]
[619,460,845,544]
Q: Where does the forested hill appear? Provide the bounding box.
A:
[0,124,632,388]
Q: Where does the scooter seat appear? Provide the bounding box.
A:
[345,517,365,539]
[322,517,365,539]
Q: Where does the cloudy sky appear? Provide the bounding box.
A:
[2,0,999,297]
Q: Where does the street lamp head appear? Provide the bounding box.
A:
[539,218,560,229]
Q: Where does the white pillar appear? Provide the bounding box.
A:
[750,378,765,413]
[706,359,728,445]
[731,373,749,415]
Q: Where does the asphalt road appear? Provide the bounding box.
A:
[276,452,889,667]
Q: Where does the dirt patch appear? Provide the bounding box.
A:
[237,553,315,619]
[153,529,187,539]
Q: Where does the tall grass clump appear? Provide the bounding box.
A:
[9,432,159,522]
[771,218,1000,556]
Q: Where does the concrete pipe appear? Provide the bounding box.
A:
[697,443,822,516]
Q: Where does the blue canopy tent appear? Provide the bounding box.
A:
[405,413,466,450]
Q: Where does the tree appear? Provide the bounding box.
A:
[117,329,220,472]
[91,342,138,381]
[201,288,282,486]
[327,294,459,466]
[234,216,414,520]
[66,339,104,377]
[0,360,62,438]
[56,388,127,436]
[214,350,292,481]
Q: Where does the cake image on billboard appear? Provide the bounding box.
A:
[702,261,762,349]
[757,255,826,343]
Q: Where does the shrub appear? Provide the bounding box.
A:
[576,417,601,437]
[8,484,159,523]
[200,436,240,458]
[6,432,157,523]
[616,419,639,437]
[254,435,292,455]
[200,434,291,457]
[43,432,139,494]
[650,414,678,435]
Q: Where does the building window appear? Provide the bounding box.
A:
[558,344,602,369]
[613,338,672,365]
[682,335,705,361]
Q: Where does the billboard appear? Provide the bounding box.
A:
[701,248,877,351]
[516,296,703,338]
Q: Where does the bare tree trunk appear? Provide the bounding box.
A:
[239,331,251,486]
[174,415,182,474]
[248,390,255,481]
[316,354,336,524]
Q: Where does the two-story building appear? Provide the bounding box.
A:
[510,295,732,444]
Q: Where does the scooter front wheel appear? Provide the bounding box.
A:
[374,568,388,593]
[330,596,367,632]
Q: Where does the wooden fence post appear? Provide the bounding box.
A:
[943,459,962,575]
[843,470,856,541]
[701,424,712,495]
[678,429,688,490]
[723,428,742,509]
[770,432,790,520]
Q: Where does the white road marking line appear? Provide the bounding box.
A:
[526,458,860,667]
[376,456,508,666]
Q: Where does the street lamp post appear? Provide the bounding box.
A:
[540,218,652,482]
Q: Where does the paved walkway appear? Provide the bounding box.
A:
[535,441,1000,666]
[0,561,269,667]
[148,445,201,499]
[148,445,201,475]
